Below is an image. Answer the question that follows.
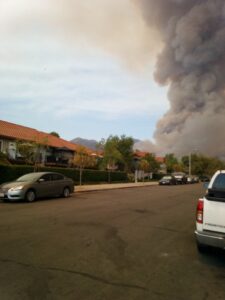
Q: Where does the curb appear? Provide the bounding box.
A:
[75,182,158,193]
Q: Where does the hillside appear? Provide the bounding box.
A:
[70,138,99,150]
[71,137,141,151]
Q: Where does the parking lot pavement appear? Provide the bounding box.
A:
[75,181,158,192]
[1,183,223,300]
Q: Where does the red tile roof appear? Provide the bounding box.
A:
[155,157,165,164]
[133,150,147,158]
[0,120,79,151]
[134,150,165,163]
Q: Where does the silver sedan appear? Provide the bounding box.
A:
[0,172,74,202]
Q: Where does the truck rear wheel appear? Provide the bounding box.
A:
[197,242,209,254]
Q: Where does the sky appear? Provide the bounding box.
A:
[0,0,168,143]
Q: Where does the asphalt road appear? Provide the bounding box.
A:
[0,184,225,300]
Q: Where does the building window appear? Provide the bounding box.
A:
[0,140,3,152]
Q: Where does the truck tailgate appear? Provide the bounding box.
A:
[203,196,225,233]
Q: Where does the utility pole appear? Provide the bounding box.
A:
[135,169,138,183]
[189,153,191,176]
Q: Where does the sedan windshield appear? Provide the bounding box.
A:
[16,173,41,182]
[162,176,172,180]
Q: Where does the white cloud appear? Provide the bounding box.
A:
[0,34,168,121]
[0,0,168,141]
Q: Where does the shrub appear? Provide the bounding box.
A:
[152,173,165,180]
[0,152,10,165]
[0,164,128,185]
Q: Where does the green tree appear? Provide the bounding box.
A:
[165,153,178,173]
[182,154,200,174]
[138,159,150,181]
[205,157,225,176]
[181,154,225,177]
[96,138,105,152]
[102,135,134,172]
[101,137,123,182]
[16,139,47,171]
[16,141,36,165]
[73,145,97,185]
[49,131,60,138]
[117,135,134,172]
[144,153,160,173]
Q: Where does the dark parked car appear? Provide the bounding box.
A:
[199,175,210,182]
[159,175,177,185]
[172,172,187,184]
[187,175,195,184]
[193,176,199,183]
[0,172,74,202]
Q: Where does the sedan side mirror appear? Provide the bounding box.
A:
[38,178,45,183]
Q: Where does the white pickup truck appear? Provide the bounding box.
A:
[195,170,225,252]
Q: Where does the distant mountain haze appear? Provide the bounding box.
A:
[70,138,99,151]
[71,137,141,151]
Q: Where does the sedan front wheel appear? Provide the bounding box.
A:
[25,190,36,202]
[62,187,70,198]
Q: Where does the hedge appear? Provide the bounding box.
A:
[0,164,128,185]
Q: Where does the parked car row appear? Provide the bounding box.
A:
[187,175,200,184]
[159,175,177,185]
[0,170,210,203]
[159,173,200,185]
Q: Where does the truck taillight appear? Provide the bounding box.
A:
[196,199,204,224]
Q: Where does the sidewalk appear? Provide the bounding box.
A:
[75,181,158,192]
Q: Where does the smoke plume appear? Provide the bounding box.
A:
[134,0,225,156]
[3,0,225,156]
[53,0,225,156]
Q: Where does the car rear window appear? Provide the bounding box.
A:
[16,173,40,182]
[41,174,52,182]
[52,174,64,181]
[206,173,225,202]
[212,173,225,190]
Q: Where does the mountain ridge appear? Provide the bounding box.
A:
[70,137,141,151]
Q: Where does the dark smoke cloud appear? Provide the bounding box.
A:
[135,0,225,156]
[3,0,225,157]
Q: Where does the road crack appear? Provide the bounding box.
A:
[0,258,148,291]
[153,226,183,233]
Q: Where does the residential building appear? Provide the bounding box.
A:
[133,150,167,174]
[0,120,82,167]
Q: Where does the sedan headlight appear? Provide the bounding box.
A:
[9,186,24,192]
